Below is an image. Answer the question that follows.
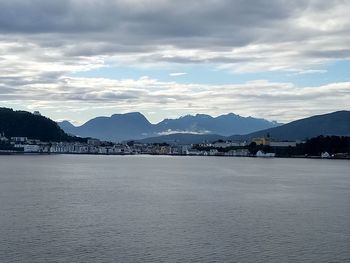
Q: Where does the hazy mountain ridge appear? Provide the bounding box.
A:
[58,112,280,142]
[138,111,350,144]
[156,113,278,135]
[2,108,349,144]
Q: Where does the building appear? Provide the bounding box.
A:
[252,137,270,146]
[11,137,28,143]
[23,145,40,153]
[270,141,297,147]
[321,152,330,158]
[87,139,101,146]
[226,149,249,156]
[256,150,275,157]
[212,141,241,148]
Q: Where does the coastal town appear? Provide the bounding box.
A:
[0,132,342,158]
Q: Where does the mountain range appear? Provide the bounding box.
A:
[138,111,350,144]
[58,113,280,142]
[1,108,349,144]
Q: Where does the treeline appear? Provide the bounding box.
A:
[246,136,350,156]
[298,136,350,156]
[194,136,350,157]
[0,108,86,142]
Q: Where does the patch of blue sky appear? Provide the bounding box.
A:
[70,60,350,87]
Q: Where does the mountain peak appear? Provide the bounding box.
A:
[57,120,76,129]
[195,114,212,118]
[111,112,144,118]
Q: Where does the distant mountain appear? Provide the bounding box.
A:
[136,111,350,144]
[156,113,279,135]
[0,108,81,142]
[58,112,280,142]
[58,120,76,132]
[231,110,350,141]
[60,112,154,142]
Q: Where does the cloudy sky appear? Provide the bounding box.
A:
[0,0,349,124]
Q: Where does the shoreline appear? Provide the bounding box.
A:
[0,151,349,160]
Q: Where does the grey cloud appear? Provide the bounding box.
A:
[0,0,312,48]
[0,0,348,68]
[304,49,350,59]
[0,0,349,123]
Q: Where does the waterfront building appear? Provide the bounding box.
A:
[252,137,270,146]
[226,149,249,157]
[321,152,330,158]
[256,150,275,157]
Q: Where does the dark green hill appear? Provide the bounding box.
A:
[0,108,83,142]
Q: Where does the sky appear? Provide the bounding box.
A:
[0,0,349,124]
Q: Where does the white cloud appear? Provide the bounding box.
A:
[157,129,210,136]
[169,72,187,77]
[292,69,327,75]
[1,73,349,123]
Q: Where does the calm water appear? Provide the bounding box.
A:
[0,155,349,262]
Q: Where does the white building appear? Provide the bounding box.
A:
[23,145,40,153]
[321,152,330,158]
[256,150,275,158]
[226,149,249,157]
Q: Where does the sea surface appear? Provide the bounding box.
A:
[0,155,349,262]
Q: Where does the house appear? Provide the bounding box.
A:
[226,149,249,157]
[256,150,275,157]
[11,137,28,143]
[321,152,330,158]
